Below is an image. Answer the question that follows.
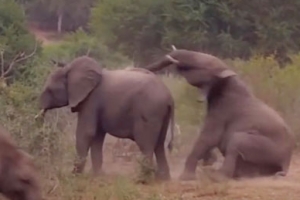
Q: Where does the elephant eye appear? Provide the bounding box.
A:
[178,65,190,71]
[178,64,198,71]
[47,88,54,97]
[21,178,31,185]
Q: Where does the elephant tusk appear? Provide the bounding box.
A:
[34,109,46,120]
[171,45,177,51]
[19,149,34,161]
[165,55,179,64]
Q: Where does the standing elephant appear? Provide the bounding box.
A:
[36,56,175,180]
[0,125,42,200]
[145,49,295,180]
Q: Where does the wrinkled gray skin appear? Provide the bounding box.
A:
[0,125,42,200]
[38,56,175,180]
[145,49,295,180]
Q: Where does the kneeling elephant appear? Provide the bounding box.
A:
[0,125,42,200]
[145,49,295,180]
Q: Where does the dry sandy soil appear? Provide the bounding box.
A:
[28,23,62,45]
[100,137,300,200]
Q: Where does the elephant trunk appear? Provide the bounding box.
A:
[34,91,49,119]
[145,56,174,72]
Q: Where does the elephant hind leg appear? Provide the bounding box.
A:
[134,110,171,181]
[202,149,218,166]
[234,158,282,178]
[220,131,289,178]
[134,118,156,168]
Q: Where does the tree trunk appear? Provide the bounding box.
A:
[57,11,63,34]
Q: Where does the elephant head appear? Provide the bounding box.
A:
[38,56,103,116]
[2,150,42,200]
[0,127,42,200]
[145,49,237,90]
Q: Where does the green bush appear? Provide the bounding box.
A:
[43,29,131,68]
[230,55,300,143]
[89,0,300,66]
[0,0,41,82]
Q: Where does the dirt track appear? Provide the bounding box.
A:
[97,134,300,200]
[102,140,300,200]
[28,23,61,45]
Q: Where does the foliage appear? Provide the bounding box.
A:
[42,29,131,68]
[25,0,94,32]
[90,0,300,66]
[0,0,40,82]
[90,0,167,67]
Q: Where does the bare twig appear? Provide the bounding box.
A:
[86,47,91,56]
[46,175,60,195]
[2,41,38,78]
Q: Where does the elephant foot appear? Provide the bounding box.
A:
[179,171,196,181]
[72,169,82,174]
[92,169,106,177]
[72,165,84,175]
[274,171,287,178]
[155,171,171,181]
[72,158,87,174]
[205,169,230,183]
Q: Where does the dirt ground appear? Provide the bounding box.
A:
[28,22,62,45]
[97,136,300,200]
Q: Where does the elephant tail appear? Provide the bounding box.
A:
[167,105,175,153]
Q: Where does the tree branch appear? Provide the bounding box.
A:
[2,41,38,78]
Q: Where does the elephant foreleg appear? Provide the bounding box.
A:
[90,133,106,175]
[73,133,93,174]
[73,110,98,174]
[180,117,223,180]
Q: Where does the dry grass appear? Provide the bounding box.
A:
[37,140,300,200]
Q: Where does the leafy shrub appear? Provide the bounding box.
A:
[0,0,41,82]
[44,29,131,68]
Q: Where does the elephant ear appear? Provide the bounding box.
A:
[216,69,236,78]
[67,60,102,109]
